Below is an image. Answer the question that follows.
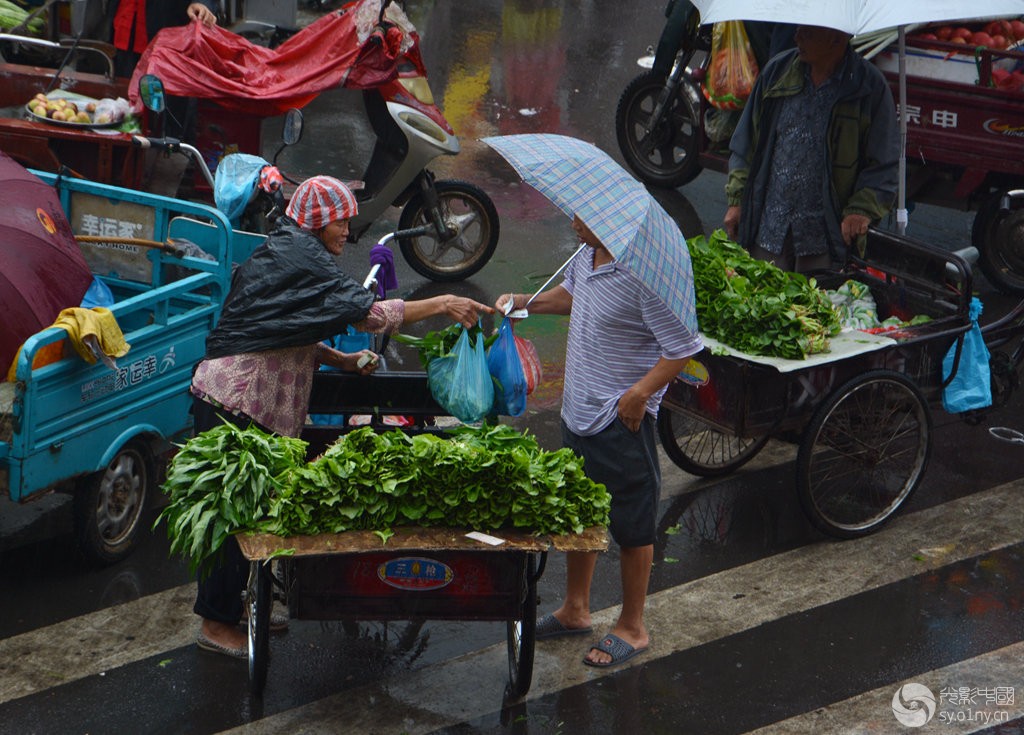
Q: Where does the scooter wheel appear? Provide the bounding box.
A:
[615,71,702,188]
[398,180,499,282]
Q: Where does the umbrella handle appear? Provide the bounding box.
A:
[75,235,187,258]
[503,242,587,319]
[524,242,588,307]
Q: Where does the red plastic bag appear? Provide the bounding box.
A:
[703,21,759,111]
[512,323,542,395]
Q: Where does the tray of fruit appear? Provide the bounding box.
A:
[24,91,125,128]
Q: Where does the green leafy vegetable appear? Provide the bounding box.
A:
[155,420,306,576]
[689,229,842,359]
[393,322,497,369]
[157,423,610,571]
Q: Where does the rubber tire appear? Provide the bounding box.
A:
[73,441,153,565]
[796,371,931,539]
[615,71,702,188]
[657,404,769,477]
[971,192,1024,295]
[505,553,537,699]
[398,180,500,282]
[248,561,271,698]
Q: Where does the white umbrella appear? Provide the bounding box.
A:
[688,0,1024,233]
[687,1,1024,35]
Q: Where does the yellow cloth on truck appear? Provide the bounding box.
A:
[5,308,130,381]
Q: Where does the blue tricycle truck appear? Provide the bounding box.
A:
[1,171,263,564]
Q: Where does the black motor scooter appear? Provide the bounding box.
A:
[614,0,714,189]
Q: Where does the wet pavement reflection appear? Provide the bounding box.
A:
[2,1,1023,733]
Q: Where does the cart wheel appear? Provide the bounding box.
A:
[796,370,931,539]
[657,405,769,477]
[247,561,271,697]
[505,553,537,699]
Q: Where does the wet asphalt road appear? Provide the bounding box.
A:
[2,1,1024,733]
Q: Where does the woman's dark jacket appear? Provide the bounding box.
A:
[205,217,377,359]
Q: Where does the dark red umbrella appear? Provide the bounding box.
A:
[0,151,93,373]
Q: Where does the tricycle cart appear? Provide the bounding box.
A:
[1,167,263,563]
[236,371,608,700]
[658,228,1024,538]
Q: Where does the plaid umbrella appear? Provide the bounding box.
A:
[482,133,698,333]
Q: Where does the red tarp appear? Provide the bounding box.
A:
[128,4,408,117]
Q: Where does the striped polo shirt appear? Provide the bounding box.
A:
[561,247,703,436]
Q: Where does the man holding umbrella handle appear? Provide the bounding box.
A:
[496,214,702,668]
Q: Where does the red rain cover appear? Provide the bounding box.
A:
[128,3,407,117]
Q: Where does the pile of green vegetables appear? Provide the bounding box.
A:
[392,322,496,369]
[689,229,842,359]
[157,422,609,573]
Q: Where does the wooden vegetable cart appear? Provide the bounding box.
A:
[236,372,608,699]
[658,228,1024,537]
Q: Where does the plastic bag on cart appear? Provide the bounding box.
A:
[427,324,494,424]
[942,297,992,413]
[214,153,270,225]
[487,317,527,417]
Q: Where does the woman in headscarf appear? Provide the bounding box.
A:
[190,176,492,657]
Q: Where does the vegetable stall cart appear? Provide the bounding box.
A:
[658,228,1024,538]
[236,372,608,699]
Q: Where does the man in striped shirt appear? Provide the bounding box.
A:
[497,214,702,668]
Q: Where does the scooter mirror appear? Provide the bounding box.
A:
[138,75,165,113]
[282,109,304,146]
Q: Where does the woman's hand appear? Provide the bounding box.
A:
[443,295,494,327]
[317,344,378,374]
[187,3,217,25]
[401,295,494,328]
[348,349,379,375]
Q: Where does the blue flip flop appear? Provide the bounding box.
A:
[535,613,593,640]
[583,632,648,668]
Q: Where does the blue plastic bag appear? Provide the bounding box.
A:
[427,325,494,424]
[80,276,114,309]
[942,297,992,413]
[213,153,270,225]
[487,317,528,417]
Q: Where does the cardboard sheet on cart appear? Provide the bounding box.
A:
[699,329,897,374]
[237,526,609,560]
